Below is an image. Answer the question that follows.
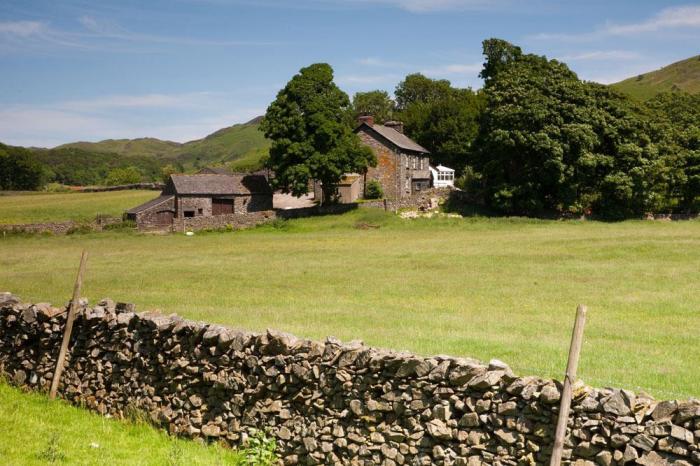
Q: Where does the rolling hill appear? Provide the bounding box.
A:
[611,55,700,100]
[57,117,270,171]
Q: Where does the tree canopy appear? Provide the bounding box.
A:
[351,90,394,124]
[260,63,375,200]
[0,144,47,190]
[468,38,700,218]
[394,74,484,170]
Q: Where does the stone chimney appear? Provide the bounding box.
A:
[357,115,374,127]
[384,120,404,134]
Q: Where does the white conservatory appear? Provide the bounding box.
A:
[430,165,455,188]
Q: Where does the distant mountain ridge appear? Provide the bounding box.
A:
[57,116,270,172]
[611,55,700,100]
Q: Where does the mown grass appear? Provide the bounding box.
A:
[0,190,156,224]
[0,382,243,465]
[1,208,698,399]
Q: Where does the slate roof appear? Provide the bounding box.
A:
[126,195,174,214]
[357,122,430,154]
[169,174,272,195]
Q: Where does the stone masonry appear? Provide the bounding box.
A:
[0,293,698,465]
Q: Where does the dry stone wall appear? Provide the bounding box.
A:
[172,210,276,232]
[0,293,698,466]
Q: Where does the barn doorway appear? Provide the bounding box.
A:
[212,198,234,215]
[155,210,174,225]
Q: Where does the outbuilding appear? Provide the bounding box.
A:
[126,171,272,229]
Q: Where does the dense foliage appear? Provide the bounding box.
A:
[351,90,394,124]
[0,144,47,190]
[33,147,161,186]
[466,39,700,218]
[261,63,375,201]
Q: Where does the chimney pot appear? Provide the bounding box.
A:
[358,115,374,127]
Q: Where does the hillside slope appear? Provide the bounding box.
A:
[57,117,270,171]
[611,55,700,100]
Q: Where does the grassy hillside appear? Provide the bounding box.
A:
[58,138,181,160]
[1,207,698,399]
[56,118,270,172]
[611,55,700,100]
[178,121,270,168]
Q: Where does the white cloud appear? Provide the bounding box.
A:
[0,93,265,147]
[336,74,401,85]
[606,5,700,35]
[560,50,642,61]
[357,57,408,67]
[0,21,46,37]
[421,63,482,75]
[530,5,700,42]
[59,92,217,111]
[361,0,493,12]
[0,15,277,53]
[342,0,506,12]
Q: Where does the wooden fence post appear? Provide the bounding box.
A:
[549,304,587,466]
[49,250,88,400]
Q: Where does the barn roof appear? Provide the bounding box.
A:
[126,195,174,214]
[169,174,272,195]
[356,122,429,154]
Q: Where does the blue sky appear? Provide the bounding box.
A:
[1,0,699,147]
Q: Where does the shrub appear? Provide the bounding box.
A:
[243,429,277,466]
[364,180,383,199]
[43,182,71,193]
[38,432,66,463]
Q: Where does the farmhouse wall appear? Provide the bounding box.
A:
[360,187,456,212]
[171,210,276,232]
[0,217,123,235]
[358,129,400,200]
[177,196,213,217]
[1,294,698,466]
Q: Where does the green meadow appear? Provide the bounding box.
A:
[0,383,244,465]
[1,207,698,400]
[0,190,156,224]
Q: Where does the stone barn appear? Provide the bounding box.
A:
[126,172,272,229]
[355,116,430,199]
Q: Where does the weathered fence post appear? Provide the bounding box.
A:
[49,250,88,400]
[549,304,587,466]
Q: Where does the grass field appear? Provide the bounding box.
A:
[0,383,243,465]
[0,190,156,224]
[1,208,698,400]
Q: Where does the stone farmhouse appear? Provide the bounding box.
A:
[314,116,432,203]
[126,170,272,229]
[355,116,431,201]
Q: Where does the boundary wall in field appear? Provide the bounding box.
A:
[0,294,698,465]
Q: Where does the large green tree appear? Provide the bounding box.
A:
[261,63,375,201]
[470,38,663,218]
[394,74,483,170]
[351,90,394,123]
